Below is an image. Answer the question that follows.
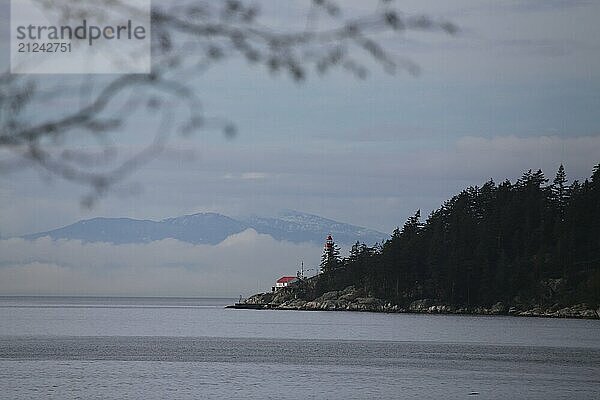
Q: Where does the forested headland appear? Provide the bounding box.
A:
[245,164,600,317]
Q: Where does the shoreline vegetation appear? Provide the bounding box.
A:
[233,164,600,320]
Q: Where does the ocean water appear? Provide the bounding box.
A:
[0,297,598,399]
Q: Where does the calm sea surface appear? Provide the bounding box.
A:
[0,297,598,399]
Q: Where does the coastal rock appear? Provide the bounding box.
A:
[240,284,598,319]
[518,306,543,317]
[338,286,362,302]
[316,291,340,302]
[320,300,341,310]
[426,304,455,314]
[427,305,441,313]
[271,289,297,305]
[279,299,307,310]
[513,303,599,319]
[409,299,434,312]
[245,292,273,305]
[490,302,507,315]
[580,309,597,318]
[302,301,320,310]
[297,296,381,311]
[295,292,385,312]
[554,304,597,319]
[355,297,380,306]
[547,303,561,313]
[345,300,382,312]
[382,303,401,313]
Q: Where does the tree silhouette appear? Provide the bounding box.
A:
[311,164,600,309]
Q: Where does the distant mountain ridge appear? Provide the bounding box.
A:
[23,210,386,246]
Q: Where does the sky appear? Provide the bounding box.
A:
[1,0,600,296]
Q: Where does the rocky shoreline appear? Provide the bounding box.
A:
[238,285,600,319]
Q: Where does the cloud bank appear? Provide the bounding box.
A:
[0,229,322,297]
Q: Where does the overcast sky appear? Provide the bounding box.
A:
[1,1,599,296]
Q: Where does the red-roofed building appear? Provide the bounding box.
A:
[275,276,298,289]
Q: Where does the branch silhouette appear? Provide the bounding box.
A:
[0,0,457,206]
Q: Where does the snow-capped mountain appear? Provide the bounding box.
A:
[240,210,385,245]
[23,211,387,246]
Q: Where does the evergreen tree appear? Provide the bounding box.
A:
[309,163,600,309]
[551,164,569,218]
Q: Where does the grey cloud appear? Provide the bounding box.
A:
[177,134,600,182]
[1,135,598,236]
[492,39,578,57]
[499,0,594,13]
[0,230,321,297]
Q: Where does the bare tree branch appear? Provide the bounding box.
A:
[0,0,457,205]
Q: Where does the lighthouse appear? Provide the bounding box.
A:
[319,234,339,274]
[324,234,334,261]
